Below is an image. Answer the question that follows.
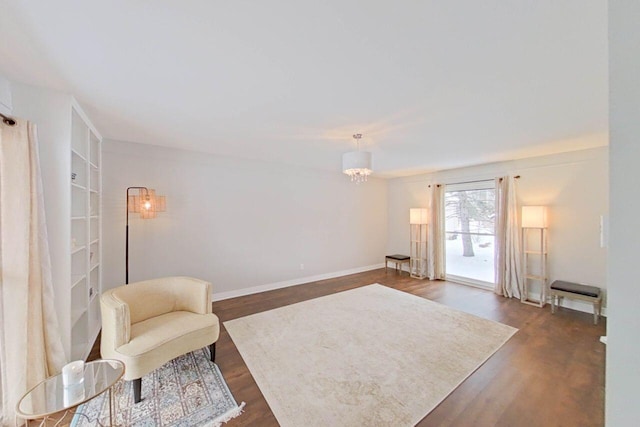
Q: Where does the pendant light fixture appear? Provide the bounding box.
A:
[342,133,372,184]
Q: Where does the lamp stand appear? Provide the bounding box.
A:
[125,187,149,285]
[521,227,548,307]
[410,223,428,279]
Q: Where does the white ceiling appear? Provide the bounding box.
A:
[0,1,608,177]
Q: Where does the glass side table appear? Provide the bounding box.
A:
[16,359,125,427]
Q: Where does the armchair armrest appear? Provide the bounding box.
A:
[100,290,131,352]
[171,277,212,315]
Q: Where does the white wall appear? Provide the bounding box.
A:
[607,1,640,425]
[387,147,609,312]
[102,140,388,297]
[0,74,11,114]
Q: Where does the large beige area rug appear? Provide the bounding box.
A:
[224,284,517,427]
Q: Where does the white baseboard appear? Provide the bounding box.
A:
[521,289,607,317]
[447,278,607,317]
[551,295,607,317]
[213,263,385,302]
[212,264,608,318]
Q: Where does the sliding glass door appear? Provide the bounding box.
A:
[444,181,496,286]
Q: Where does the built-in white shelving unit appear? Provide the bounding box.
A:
[70,104,102,361]
[10,84,103,363]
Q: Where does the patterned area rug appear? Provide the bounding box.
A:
[71,349,244,427]
[225,284,517,427]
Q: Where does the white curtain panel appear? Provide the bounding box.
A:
[427,184,445,280]
[494,176,524,298]
[0,120,66,426]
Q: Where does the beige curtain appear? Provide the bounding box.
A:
[0,119,66,426]
[427,184,445,280]
[494,176,523,298]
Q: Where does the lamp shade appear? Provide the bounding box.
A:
[342,151,372,174]
[409,208,428,225]
[522,206,548,228]
[128,189,166,219]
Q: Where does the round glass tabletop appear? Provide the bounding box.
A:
[16,359,125,419]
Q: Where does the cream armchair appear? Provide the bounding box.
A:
[100,276,220,403]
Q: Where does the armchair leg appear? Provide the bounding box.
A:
[209,342,216,363]
[133,378,142,403]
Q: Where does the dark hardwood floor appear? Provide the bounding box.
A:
[89,268,605,426]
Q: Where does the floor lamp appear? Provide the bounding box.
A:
[410,208,428,279]
[126,187,166,284]
[521,206,548,307]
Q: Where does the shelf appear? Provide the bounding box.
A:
[71,307,88,327]
[69,104,102,365]
[71,149,87,162]
[71,274,86,288]
[71,245,86,255]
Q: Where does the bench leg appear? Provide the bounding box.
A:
[551,294,556,314]
[593,301,601,325]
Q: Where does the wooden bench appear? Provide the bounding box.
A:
[549,280,602,325]
[385,254,410,274]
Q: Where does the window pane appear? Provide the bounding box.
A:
[445,190,495,234]
[444,187,496,284]
[446,234,495,283]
